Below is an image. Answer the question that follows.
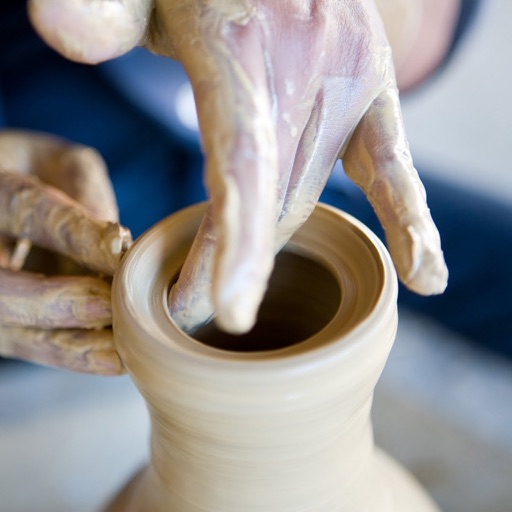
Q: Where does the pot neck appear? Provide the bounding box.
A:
[132,298,396,511]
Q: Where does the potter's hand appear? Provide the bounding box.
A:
[28,0,448,335]
[0,131,131,375]
[165,0,449,334]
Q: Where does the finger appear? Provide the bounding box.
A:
[0,238,33,274]
[342,87,448,294]
[27,0,152,64]
[0,131,119,272]
[167,8,278,333]
[275,85,361,250]
[0,325,123,376]
[9,239,32,271]
[168,208,215,333]
[0,171,131,275]
[0,131,119,222]
[0,268,111,329]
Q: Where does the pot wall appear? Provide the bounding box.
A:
[109,202,440,512]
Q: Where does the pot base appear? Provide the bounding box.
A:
[105,450,440,512]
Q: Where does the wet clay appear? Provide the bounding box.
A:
[108,202,441,511]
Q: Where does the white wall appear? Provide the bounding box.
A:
[402,0,512,202]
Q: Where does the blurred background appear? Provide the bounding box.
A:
[401,0,511,202]
[1,1,511,510]
[373,2,512,509]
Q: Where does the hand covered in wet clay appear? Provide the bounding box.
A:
[0,131,131,374]
[28,0,448,334]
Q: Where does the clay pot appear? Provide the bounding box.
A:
[107,202,440,511]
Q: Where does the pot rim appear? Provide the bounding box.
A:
[112,202,398,378]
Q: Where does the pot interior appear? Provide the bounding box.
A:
[191,250,341,352]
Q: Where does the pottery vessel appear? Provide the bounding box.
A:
[108,202,440,511]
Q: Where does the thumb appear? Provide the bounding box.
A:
[28,0,152,64]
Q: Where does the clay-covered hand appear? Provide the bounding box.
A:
[29,0,448,335]
[0,131,131,374]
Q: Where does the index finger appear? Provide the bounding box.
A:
[167,6,278,333]
[0,171,131,275]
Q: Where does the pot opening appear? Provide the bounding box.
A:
[191,250,341,352]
